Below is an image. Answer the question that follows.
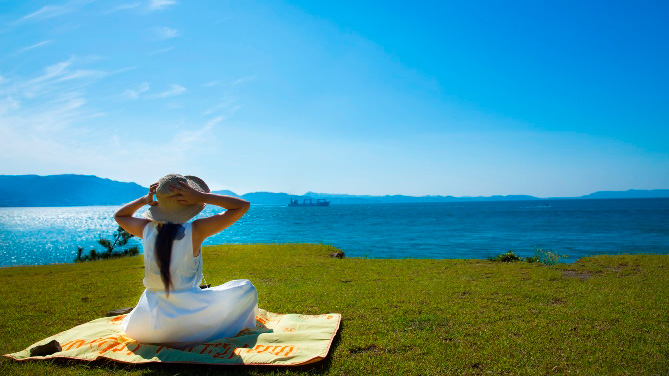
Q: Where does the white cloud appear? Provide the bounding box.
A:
[200,76,254,116]
[0,96,20,115]
[120,82,150,100]
[0,89,91,153]
[152,26,179,40]
[11,0,95,24]
[105,0,174,15]
[13,40,53,55]
[11,59,109,100]
[28,59,74,85]
[32,94,88,132]
[55,69,108,82]
[202,96,239,116]
[147,47,173,56]
[107,2,141,13]
[0,57,114,120]
[207,116,225,127]
[171,121,215,151]
[149,84,186,98]
[148,0,177,11]
[213,17,233,25]
[231,75,257,86]
[13,5,73,24]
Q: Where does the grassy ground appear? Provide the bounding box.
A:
[1,244,668,375]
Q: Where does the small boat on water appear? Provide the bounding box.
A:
[288,198,330,207]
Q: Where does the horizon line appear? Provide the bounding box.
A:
[2,173,669,199]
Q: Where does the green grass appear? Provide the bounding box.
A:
[1,244,668,375]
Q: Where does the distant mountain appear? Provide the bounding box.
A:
[211,189,240,197]
[305,191,540,204]
[0,174,667,207]
[579,189,669,199]
[0,175,146,207]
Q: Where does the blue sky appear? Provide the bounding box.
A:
[0,0,667,197]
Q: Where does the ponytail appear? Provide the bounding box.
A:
[155,222,182,296]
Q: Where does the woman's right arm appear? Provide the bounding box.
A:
[193,193,251,239]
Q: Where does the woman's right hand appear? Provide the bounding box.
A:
[170,181,206,205]
[146,182,159,206]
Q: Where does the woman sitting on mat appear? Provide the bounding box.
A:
[114,173,257,348]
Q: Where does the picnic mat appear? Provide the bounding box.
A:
[4,309,341,366]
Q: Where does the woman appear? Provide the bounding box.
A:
[114,173,257,349]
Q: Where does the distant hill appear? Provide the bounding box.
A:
[211,189,240,197]
[0,174,667,207]
[579,189,669,199]
[304,191,540,204]
[0,175,146,207]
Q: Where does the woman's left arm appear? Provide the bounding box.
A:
[114,183,157,238]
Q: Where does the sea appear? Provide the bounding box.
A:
[1,198,668,267]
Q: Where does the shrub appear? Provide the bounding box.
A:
[525,256,540,263]
[488,251,523,262]
[74,226,140,262]
[534,248,566,266]
[488,250,567,265]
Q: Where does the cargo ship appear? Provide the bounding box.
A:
[288,198,330,207]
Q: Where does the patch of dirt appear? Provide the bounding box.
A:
[348,344,412,355]
[348,344,383,354]
[609,266,642,276]
[562,270,593,280]
[549,297,567,306]
[404,320,431,331]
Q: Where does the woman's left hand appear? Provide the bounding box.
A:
[170,181,206,205]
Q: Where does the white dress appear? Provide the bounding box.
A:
[122,222,258,348]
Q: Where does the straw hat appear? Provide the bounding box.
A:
[143,174,210,224]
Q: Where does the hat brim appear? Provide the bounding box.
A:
[143,202,205,224]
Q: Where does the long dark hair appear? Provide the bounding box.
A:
[155,222,182,296]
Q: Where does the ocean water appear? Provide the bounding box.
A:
[1,199,668,267]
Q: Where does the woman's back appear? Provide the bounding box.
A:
[142,222,203,291]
